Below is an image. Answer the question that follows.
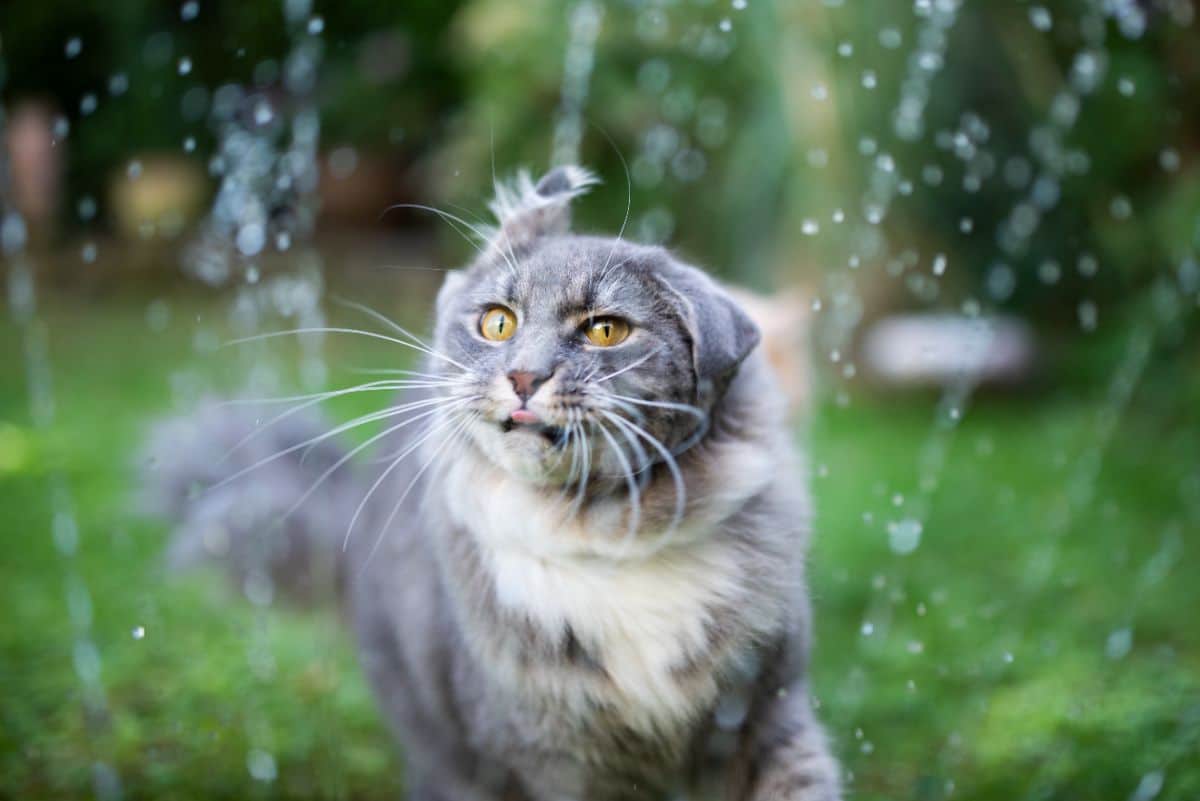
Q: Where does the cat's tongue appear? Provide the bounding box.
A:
[510,409,540,425]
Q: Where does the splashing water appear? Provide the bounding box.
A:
[2,77,123,801]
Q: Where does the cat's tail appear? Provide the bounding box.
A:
[140,400,360,606]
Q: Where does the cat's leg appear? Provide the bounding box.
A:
[738,682,841,801]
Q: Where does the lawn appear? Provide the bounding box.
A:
[1,286,1198,800]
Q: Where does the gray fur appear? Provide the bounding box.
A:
[146,167,840,800]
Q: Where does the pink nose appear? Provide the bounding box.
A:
[507,370,549,400]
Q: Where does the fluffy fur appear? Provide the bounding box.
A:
[146,165,840,800]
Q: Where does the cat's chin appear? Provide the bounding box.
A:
[467,419,576,486]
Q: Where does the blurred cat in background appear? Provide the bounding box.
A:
[146,166,837,800]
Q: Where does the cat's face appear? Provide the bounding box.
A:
[430,167,759,493]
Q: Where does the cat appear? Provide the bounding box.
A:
[145,165,841,800]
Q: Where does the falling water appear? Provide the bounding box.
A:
[552,1,604,167]
[177,0,328,783]
[1,77,123,801]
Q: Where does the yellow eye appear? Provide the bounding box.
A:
[480,307,517,341]
[584,317,631,347]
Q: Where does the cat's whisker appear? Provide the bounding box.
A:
[217,381,455,466]
[593,390,708,422]
[575,412,594,517]
[593,346,663,384]
[603,411,687,543]
[348,366,468,383]
[594,418,641,546]
[207,396,455,492]
[281,399,475,526]
[359,409,480,572]
[380,202,491,255]
[599,125,632,276]
[225,326,470,372]
[333,299,476,373]
[343,404,478,551]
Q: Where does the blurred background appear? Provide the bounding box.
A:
[2,0,1199,798]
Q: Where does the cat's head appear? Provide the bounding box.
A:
[432,166,760,488]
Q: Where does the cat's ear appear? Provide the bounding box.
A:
[485,165,598,255]
[656,259,761,389]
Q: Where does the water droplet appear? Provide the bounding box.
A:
[801,219,820,236]
[888,518,923,554]
[861,70,877,89]
[1130,770,1165,801]
[108,72,129,96]
[65,37,83,59]
[718,18,732,33]
[131,625,145,640]
[1158,148,1181,172]
[1028,6,1052,31]
[80,94,98,116]
[932,253,947,276]
[1109,194,1133,220]
[307,15,325,34]
[236,223,266,257]
[1078,300,1098,332]
[1106,627,1133,660]
[732,0,747,9]
[183,136,197,153]
[860,621,875,636]
[247,749,278,782]
[180,0,199,21]
[127,160,143,180]
[178,56,193,75]
[837,41,854,57]
[253,101,274,126]
[81,242,98,264]
[1003,650,1014,663]
[1038,260,1062,285]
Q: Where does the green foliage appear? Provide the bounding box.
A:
[2,291,1198,798]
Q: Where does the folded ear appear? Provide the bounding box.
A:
[654,258,761,392]
[485,165,598,256]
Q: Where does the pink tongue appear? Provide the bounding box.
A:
[510,409,540,425]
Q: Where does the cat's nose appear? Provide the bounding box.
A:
[507,369,551,401]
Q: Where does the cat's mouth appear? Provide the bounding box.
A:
[499,417,566,445]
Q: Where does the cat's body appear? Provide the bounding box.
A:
[147,167,840,800]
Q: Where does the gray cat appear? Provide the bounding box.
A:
[146,166,841,800]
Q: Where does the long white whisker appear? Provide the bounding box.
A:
[593,346,664,384]
[207,397,450,491]
[332,298,474,373]
[360,410,479,571]
[594,391,708,421]
[604,411,687,541]
[343,405,476,551]
[217,381,450,465]
[280,400,471,525]
[594,419,640,543]
[226,327,470,372]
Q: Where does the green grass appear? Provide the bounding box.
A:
[2,289,1198,800]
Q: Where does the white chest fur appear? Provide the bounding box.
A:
[440,453,761,730]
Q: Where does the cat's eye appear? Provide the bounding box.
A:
[480,307,517,341]
[583,317,631,347]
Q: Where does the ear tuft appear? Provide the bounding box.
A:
[484,165,598,256]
